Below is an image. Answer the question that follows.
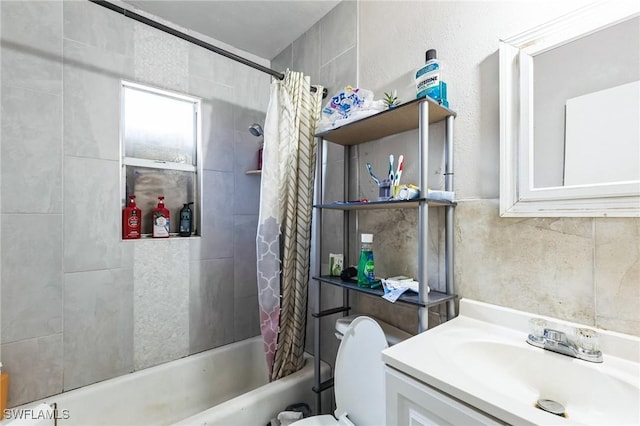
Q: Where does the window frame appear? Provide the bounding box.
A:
[120,80,203,237]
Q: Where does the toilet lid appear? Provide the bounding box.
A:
[334,316,388,425]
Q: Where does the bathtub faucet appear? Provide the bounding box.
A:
[526,319,603,363]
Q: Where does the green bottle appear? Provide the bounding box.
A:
[357,233,375,288]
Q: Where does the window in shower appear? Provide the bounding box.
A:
[121,81,202,237]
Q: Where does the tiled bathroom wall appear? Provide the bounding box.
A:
[0,0,268,406]
[276,0,639,377]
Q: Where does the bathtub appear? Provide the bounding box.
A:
[2,337,330,426]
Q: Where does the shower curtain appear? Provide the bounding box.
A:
[256,70,323,381]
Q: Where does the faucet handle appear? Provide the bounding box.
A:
[577,328,600,354]
[544,328,567,343]
[528,318,547,343]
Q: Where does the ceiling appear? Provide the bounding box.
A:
[122,1,341,60]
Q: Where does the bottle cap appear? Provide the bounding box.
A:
[361,233,373,243]
[426,49,437,61]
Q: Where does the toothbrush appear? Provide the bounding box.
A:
[394,155,404,187]
[366,162,381,185]
[388,154,394,183]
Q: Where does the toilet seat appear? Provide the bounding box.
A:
[294,316,388,425]
[335,314,412,346]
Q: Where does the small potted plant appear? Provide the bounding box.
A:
[383,90,400,109]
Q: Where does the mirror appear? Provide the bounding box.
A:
[499,1,640,217]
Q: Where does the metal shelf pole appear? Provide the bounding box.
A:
[418,102,430,332]
[313,138,324,414]
[445,116,456,320]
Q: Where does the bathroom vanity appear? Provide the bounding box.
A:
[382,299,640,425]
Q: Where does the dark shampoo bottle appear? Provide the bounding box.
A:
[179,202,194,237]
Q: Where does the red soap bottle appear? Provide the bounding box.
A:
[152,196,170,238]
[122,194,142,239]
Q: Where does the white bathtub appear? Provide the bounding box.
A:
[3,337,330,426]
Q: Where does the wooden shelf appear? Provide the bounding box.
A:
[313,275,456,308]
[315,97,456,145]
[315,198,455,210]
[245,169,262,175]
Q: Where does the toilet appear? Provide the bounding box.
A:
[293,316,398,425]
[335,314,412,346]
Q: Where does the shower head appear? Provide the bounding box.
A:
[249,123,263,137]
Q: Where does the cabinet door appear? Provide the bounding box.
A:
[385,367,506,426]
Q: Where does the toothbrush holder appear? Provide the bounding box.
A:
[378,178,392,201]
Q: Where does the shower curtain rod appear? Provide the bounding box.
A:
[89,0,326,97]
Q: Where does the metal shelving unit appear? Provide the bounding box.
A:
[311,96,457,414]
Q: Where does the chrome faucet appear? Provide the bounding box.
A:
[527,318,603,363]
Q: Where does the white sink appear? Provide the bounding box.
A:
[447,340,639,425]
[382,300,640,425]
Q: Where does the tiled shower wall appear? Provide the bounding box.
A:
[0,1,268,406]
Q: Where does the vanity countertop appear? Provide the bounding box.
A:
[382,299,640,425]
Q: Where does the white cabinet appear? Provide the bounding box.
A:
[385,367,506,426]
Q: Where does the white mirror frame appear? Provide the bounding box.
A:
[499,1,640,217]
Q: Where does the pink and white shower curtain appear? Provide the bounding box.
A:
[256,70,323,381]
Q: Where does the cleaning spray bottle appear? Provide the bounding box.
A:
[179,202,194,237]
[357,233,376,288]
[122,194,142,239]
[152,196,170,238]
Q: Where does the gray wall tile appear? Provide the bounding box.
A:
[188,76,235,172]
[1,214,62,343]
[594,219,640,335]
[199,170,235,259]
[234,295,260,341]
[133,239,189,369]
[63,268,134,391]
[1,0,62,95]
[189,258,234,354]
[63,156,123,273]
[63,39,133,161]
[319,47,358,99]
[234,215,258,298]
[319,0,357,66]
[63,1,134,56]
[292,24,321,78]
[455,199,596,325]
[1,86,62,213]
[188,44,237,87]
[271,44,293,72]
[232,66,270,115]
[1,334,63,407]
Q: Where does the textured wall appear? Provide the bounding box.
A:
[357,0,639,336]
[0,0,268,407]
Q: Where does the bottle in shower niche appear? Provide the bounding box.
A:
[179,202,194,237]
[152,196,170,238]
[357,233,376,288]
[122,194,142,239]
